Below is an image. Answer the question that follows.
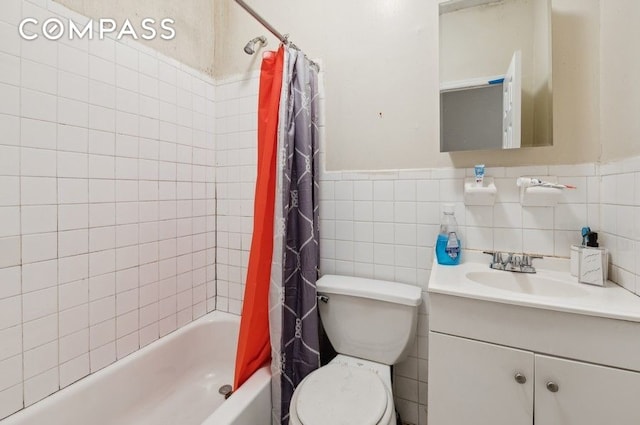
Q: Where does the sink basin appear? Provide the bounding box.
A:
[429,250,640,326]
[465,271,590,298]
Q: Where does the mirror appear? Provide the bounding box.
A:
[439,0,553,152]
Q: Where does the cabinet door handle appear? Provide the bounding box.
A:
[546,381,559,393]
[514,373,527,384]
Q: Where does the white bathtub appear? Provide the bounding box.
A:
[1,312,271,425]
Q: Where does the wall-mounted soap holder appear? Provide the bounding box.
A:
[463,177,497,206]
[517,177,565,207]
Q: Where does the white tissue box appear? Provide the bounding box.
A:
[578,247,608,286]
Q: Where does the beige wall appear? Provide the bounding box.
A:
[215,0,601,171]
[440,0,536,83]
[215,0,437,171]
[53,0,216,74]
[600,0,640,162]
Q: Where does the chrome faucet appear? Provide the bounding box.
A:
[483,251,542,274]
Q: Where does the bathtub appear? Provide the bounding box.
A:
[1,312,271,425]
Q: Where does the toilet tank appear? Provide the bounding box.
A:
[317,275,422,365]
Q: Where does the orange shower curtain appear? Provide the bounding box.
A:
[233,46,284,391]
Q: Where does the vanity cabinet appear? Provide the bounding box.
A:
[429,332,640,425]
[534,354,640,424]
[429,332,533,425]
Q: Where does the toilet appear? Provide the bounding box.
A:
[289,275,422,425]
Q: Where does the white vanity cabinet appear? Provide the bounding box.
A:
[428,332,640,425]
[427,251,640,424]
[429,332,533,425]
[534,354,640,424]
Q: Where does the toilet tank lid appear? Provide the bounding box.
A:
[317,275,422,307]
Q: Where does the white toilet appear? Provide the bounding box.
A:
[288,275,422,425]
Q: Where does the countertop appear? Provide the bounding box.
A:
[428,250,640,323]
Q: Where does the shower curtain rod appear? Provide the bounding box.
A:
[233,0,320,70]
[234,0,288,44]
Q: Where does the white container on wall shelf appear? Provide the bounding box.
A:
[463,177,497,206]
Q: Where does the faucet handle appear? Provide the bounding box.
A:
[522,254,543,267]
[483,251,502,264]
[503,252,514,266]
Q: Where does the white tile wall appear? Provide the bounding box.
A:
[214,73,260,314]
[0,0,215,419]
[599,157,640,296]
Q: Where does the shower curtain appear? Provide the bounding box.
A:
[233,47,283,391]
[271,47,321,425]
[233,45,321,425]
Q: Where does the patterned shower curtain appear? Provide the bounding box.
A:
[269,46,321,425]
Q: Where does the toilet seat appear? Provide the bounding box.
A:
[289,363,393,425]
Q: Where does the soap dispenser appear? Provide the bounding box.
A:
[436,204,461,266]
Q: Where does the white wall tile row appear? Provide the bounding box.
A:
[0,0,216,419]
[599,157,640,296]
[214,72,265,314]
[319,164,599,285]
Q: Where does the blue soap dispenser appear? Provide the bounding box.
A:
[436,204,461,265]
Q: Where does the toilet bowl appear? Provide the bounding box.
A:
[289,356,395,425]
[287,275,422,425]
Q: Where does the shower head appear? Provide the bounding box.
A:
[243,36,267,55]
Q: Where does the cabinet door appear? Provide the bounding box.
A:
[428,332,534,425]
[535,355,640,425]
[502,50,522,149]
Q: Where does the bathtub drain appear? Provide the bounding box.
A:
[219,384,233,399]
